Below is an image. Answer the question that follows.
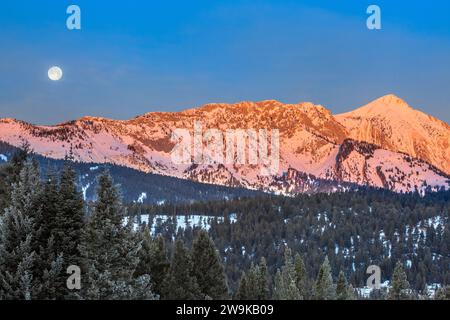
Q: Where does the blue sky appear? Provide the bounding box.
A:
[1,0,450,124]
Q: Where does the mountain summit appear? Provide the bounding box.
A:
[0,95,449,195]
[336,95,450,175]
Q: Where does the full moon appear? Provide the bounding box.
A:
[48,66,63,81]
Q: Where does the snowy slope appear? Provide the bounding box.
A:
[0,95,449,195]
[336,94,450,175]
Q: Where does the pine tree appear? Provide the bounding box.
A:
[40,170,60,245]
[191,230,229,299]
[236,272,249,300]
[150,235,170,296]
[55,163,85,267]
[314,256,336,300]
[135,227,154,278]
[336,271,347,300]
[273,270,283,300]
[135,230,169,297]
[336,271,355,300]
[0,144,29,214]
[0,181,35,299]
[48,163,86,299]
[257,258,270,300]
[236,258,269,300]
[35,169,62,299]
[294,253,308,299]
[388,262,411,300]
[273,248,302,300]
[0,161,62,300]
[79,172,154,300]
[161,239,201,300]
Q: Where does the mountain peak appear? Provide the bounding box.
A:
[374,94,411,109]
[340,94,414,118]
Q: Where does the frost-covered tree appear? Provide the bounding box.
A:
[43,164,86,299]
[0,161,62,300]
[79,172,154,300]
[55,164,85,267]
[0,144,30,214]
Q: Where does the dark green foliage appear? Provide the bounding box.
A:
[336,271,355,300]
[161,240,201,300]
[0,145,29,214]
[314,256,335,300]
[0,161,62,300]
[135,231,169,297]
[273,248,302,300]
[51,164,85,299]
[191,230,229,300]
[55,164,85,267]
[236,258,270,300]
[388,262,411,300]
[79,172,154,300]
[1,144,449,300]
[294,254,308,299]
[142,189,450,294]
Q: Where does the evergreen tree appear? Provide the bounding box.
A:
[161,240,201,300]
[0,161,62,300]
[79,172,154,300]
[336,271,355,300]
[191,230,229,299]
[314,256,335,300]
[0,145,29,214]
[336,271,347,300]
[257,258,270,300]
[388,262,411,300]
[35,169,63,299]
[135,230,169,297]
[273,248,302,300]
[40,170,60,245]
[294,253,308,299]
[48,163,86,299]
[236,258,269,300]
[150,235,170,296]
[55,163,85,267]
[236,272,249,300]
[135,227,153,278]
[272,270,283,300]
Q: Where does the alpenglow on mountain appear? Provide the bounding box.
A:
[0,94,449,195]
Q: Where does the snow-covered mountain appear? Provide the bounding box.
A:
[0,94,448,195]
[336,94,450,175]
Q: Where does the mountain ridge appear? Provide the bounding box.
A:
[0,94,449,195]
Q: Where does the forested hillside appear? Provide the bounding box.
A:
[132,190,450,296]
[0,149,449,300]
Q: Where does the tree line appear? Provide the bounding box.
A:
[132,187,450,298]
[0,149,449,300]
